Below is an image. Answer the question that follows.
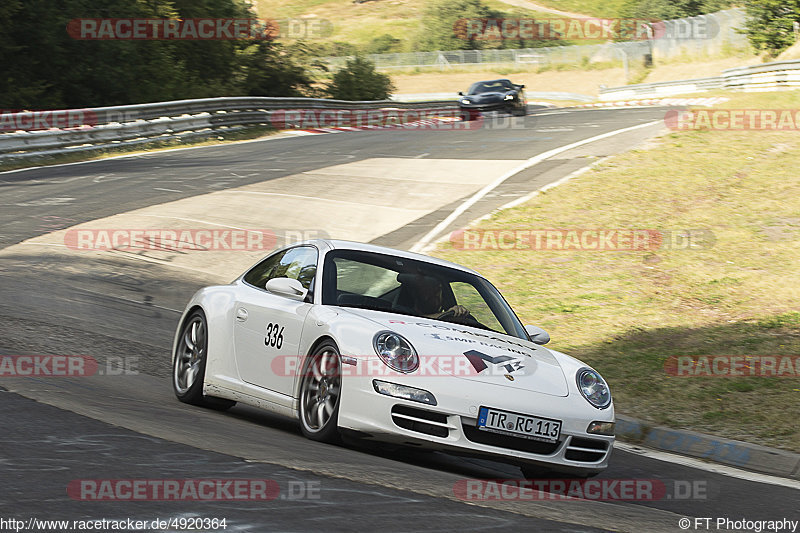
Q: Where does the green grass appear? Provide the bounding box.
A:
[432,91,800,452]
[522,0,629,18]
[258,0,428,51]
[257,0,581,51]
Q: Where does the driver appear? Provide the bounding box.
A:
[413,275,469,319]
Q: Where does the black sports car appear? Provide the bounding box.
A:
[458,79,527,119]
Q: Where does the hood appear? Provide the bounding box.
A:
[338,307,569,397]
[465,91,513,103]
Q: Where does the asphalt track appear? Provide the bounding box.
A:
[1,108,798,532]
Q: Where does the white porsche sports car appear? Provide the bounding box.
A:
[172,239,615,477]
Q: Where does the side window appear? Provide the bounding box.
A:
[243,246,318,290]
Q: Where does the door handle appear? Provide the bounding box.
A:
[235,308,248,322]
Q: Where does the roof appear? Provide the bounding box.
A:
[308,239,481,275]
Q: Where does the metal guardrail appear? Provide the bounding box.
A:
[598,59,800,100]
[598,76,723,100]
[722,59,800,91]
[7,56,800,163]
[0,97,459,162]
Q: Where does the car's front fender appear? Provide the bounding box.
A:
[171,285,239,390]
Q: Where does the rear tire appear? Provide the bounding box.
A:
[172,309,235,410]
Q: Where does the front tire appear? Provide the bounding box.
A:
[460,108,480,121]
[299,341,342,443]
[172,309,235,410]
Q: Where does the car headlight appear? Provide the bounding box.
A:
[576,367,611,409]
[374,331,418,373]
[504,94,514,100]
[461,99,471,105]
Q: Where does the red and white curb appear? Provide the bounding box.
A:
[569,97,730,108]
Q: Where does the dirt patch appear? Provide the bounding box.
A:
[392,68,628,96]
[643,57,760,83]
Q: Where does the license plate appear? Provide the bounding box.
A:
[477,406,562,443]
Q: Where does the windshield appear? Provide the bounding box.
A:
[468,80,514,94]
[322,249,528,339]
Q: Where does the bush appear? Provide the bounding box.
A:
[326,56,395,101]
[366,34,403,54]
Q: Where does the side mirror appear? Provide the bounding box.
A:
[458,91,464,96]
[265,277,308,302]
[519,84,526,88]
[524,325,550,345]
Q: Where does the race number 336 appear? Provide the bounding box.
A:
[265,323,284,349]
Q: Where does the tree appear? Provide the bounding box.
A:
[0,0,51,108]
[0,0,317,108]
[239,41,321,97]
[0,0,194,108]
[417,0,494,51]
[164,0,253,99]
[326,56,395,101]
[742,0,800,56]
[415,0,569,51]
[621,0,733,19]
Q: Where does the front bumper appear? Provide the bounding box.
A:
[459,102,515,113]
[338,371,614,475]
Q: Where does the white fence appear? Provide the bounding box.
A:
[649,8,747,60]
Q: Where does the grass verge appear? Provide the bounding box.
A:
[257,0,565,51]
[516,0,628,18]
[432,90,800,452]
